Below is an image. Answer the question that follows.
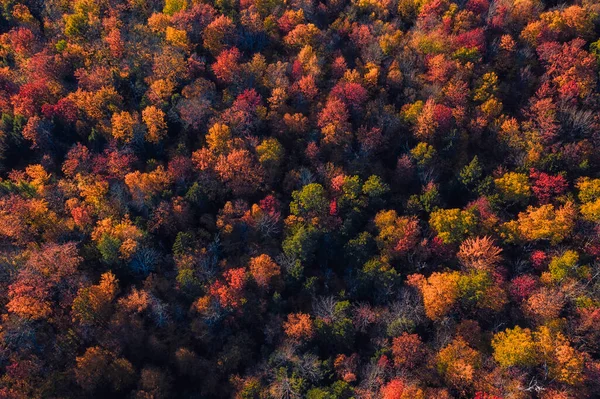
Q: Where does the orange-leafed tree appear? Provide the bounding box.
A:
[283,312,314,341]
[248,254,280,289]
[407,272,461,320]
[215,149,264,196]
[457,236,502,271]
[209,267,247,309]
[380,378,405,399]
[7,243,82,320]
[142,105,168,143]
[318,97,351,147]
[436,338,481,392]
[72,271,119,325]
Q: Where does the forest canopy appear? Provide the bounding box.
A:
[0,0,600,398]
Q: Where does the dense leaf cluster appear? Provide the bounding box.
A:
[1,0,600,398]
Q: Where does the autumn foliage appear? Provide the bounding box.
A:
[0,0,600,398]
